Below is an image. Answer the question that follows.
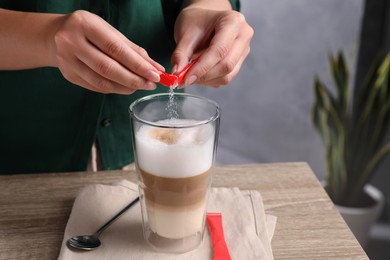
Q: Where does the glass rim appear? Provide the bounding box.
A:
[129,93,221,128]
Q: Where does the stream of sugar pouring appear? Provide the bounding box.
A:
[163,58,199,119]
[167,83,179,119]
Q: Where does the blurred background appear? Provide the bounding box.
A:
[187,0,390,259]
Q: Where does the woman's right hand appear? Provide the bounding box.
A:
[51,10,163,94]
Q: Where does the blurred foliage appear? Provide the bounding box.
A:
[312,51,390,207]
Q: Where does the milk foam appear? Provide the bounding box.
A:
[135,119,215,178]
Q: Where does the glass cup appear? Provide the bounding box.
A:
[129,93,220,253]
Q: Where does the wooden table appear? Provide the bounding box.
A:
[0,163,368,259]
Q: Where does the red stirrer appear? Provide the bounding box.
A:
[207,212,232,260]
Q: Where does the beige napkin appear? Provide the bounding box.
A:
[58,180,276,260]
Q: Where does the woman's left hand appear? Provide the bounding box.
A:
[171,7,254,88]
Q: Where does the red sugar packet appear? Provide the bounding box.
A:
[158,57,200,87]
[159,72,178,87]
[206,213,232,260]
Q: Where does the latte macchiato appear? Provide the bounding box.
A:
[135,119,215,239]
[130,93,220,253]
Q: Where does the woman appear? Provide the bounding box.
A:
[0,0,253,174]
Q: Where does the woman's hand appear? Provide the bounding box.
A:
[171,6,254,88]
[52,10,163,94]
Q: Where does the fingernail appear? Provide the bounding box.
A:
[186,75,197,86]
[145,70,160,82]
[145,81,157,90]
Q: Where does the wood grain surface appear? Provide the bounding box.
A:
[0,163,368,259]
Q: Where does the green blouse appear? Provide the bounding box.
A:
[0,0,239,174]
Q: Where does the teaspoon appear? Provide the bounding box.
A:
[67,196,140,250]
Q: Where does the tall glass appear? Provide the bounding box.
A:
[129,93,220,253]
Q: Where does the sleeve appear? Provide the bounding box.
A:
[229,0,240,11]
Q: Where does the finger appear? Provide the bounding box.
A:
[76,39,158,90]
[77,58,157,93]
[182,27,239,86]
[179,42,244,88]
[195,39,250,84]
[62,57,156,94]
[84,16,161,81]
[189,54,245,88]
[70,74,138,95]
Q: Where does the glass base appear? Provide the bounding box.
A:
[144,230,203,254]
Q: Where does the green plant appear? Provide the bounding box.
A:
[312,51,390,207]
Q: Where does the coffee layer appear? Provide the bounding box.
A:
[140,168,210,207]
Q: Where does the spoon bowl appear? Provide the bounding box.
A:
[68,235,101,250]
[67,196,139,251]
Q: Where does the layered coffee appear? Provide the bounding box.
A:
[135,119,215,239]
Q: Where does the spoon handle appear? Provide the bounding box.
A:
[95,196,140,237]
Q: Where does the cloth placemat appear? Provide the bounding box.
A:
[58,180,276,260]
